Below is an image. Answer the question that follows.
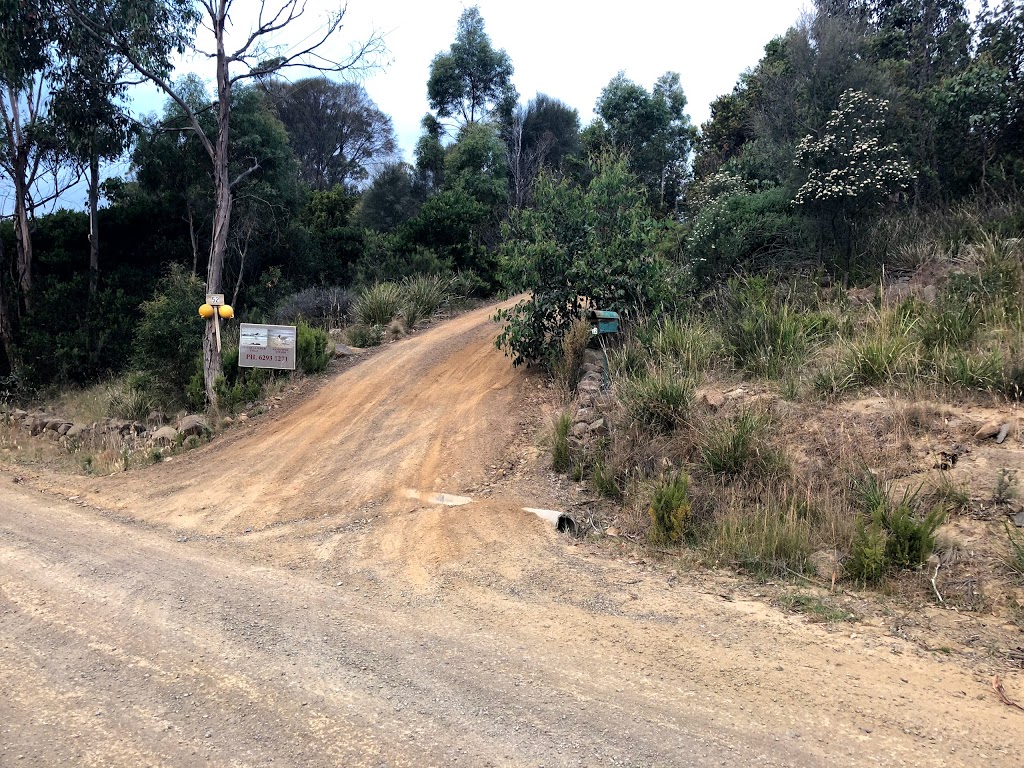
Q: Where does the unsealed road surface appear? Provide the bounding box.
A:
[2,302,1020,766]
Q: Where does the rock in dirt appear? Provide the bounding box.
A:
[696,388,726,409]
[65,423,90,439]
[577,374,603,396]
[152,426,179,445]
[334,343,361,357]
[974,420,1002,440]
[809,549,841,580]
[996,423,1012,444]
[177,415,211,438]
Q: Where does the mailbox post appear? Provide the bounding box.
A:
[588,309,620,387]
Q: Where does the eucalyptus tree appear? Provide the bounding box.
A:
[0,1,80,302]
[0,0,78,371]
[587,72,695,214]
[426,6,517,131]
[50,1,135,315]
[507,94,580,208]
[268,78,396,191]
[69,0,385,407]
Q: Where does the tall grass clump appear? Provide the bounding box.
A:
[700,408,785,479]
[107,385,154,421]
[400,274,451,330]
[837,307,918,387]
[650,316,722,373]
[702,498,813,578]
[721,277,828,378]
[551,412,572,472]
[649,472,692,544]
[917,301,982,352]
[355,282,403,326]
[1005,520,1024,578]
[617,369,694,434]
[553,317,593,394]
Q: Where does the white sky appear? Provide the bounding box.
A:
[9,0,819,213]
[133,0,814,165]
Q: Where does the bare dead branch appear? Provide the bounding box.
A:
[230,0,309,60]
[229,161,261,189]
[993,676,1024,712]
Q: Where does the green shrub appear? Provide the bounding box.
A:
[649,472,692,544]
[354,282,403,326]
[994,468,1018,505]
[618,369,694,434]
[847,516,889,584]
[213,349,267,413]
[495,154,668,367]
[552,412,572,472]
[687,185,814,285]
[847,474,944,583]
[296,321,331,374]
[133,264,206,402]
[346,324,384,348]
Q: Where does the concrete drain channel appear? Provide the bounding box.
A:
[403,491,577,533]
[404,489,473,506]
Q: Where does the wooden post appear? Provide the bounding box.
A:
[214,312,221,354]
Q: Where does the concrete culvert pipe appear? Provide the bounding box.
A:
[523,507,577,535]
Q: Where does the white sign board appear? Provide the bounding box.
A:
[206,293,225,306]
[238,323,296,370]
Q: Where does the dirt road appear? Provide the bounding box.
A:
[2,302,1021,766]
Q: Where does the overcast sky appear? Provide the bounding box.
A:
[10,0,819,213]
[130,1,816,166]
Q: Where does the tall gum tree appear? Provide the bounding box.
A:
[426,6,517,132]
[69,0,384,407]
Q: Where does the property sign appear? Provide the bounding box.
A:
[206,293,225,306]
[238,323,297,370]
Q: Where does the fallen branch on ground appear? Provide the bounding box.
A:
[992,676,1024,712]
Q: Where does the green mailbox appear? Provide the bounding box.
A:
[590,309,620,335]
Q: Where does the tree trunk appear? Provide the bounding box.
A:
[13,168,32,310]
[202,12,233,410]
[87,146,100,362]
[88,148,100,302]
[0,237,14,377]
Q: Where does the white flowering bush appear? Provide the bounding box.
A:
[795,90,915,212]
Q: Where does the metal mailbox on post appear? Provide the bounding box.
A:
[590,309,620,335]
